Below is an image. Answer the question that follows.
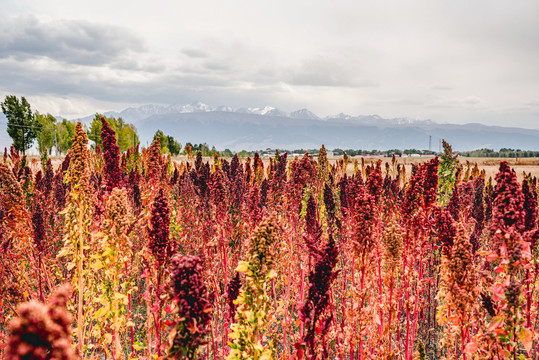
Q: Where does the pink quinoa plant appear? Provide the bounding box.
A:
[149,189,172,267]
[522,178,537,234]
[365,159,383,203]
[226,272,242,320]
[434,207,457,257]
[53,175,66,210]
[39,159,54,197]
[469,177,485,252]
[297,236,339,359]
[323,183,336,230]
[6,284,77,360]
[166,255,213,360]
[304,195,323,258]
[32,200,46,300]
[32,201,45,253]
[492,161,525,235]
[209,167,228,220]
[101,117,122,192]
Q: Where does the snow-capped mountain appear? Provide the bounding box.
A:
[237,106,276,116]
[72,100,442,131]
[67,100,539,153]
[290,109,320,120]
[4,101,539,152]
[264,108,290,118]
[216,105,234,112]
[324,112,357,121]
[103,101,219,122]
[95,101,328,123]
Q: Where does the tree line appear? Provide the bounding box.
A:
[1,95,180,156]
[6,95,539,159]
[460,148,539,158]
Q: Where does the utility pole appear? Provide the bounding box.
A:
[429,135,432,152]
[54,126,58,156]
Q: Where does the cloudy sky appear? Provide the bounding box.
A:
[1,0,538,128]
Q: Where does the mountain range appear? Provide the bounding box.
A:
[91,102,539,152]
[2,102,539,153]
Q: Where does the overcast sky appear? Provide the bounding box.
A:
[1,0,538,128]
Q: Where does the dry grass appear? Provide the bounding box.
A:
[30,154,539,184]
[333,155,539,182]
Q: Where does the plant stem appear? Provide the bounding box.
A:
[38,254,43,302]
[125,262,134,353]
[77,199,84,359]
[388,276,394,353]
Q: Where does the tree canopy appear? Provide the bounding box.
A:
[56,119,77,155]
[88,114,139,153]
[1,95,41,154]
[35,112,57,155]
[153,130,181,156]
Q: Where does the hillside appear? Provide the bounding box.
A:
[134,111,539,152]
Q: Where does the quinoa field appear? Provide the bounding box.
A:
[2,120,539,360]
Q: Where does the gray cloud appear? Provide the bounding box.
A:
[285,57,377,88]
[0,15,145,66]
[181,48,209,59]
[428,96,483,109]
[0,55,277,108]
[431,85,452,91]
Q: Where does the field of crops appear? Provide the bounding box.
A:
[2,120,539,360]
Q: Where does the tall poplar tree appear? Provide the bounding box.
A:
[1,95,41,154]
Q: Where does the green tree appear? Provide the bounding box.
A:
[117,120,139,151]
[153,130,167,151]
[35,112,57,155]
[167,135,181,156]
[238,150,250,158]
[89,114,139,153]
[56,119,76,155]
[1,95,41,154]
[152,130,181,156]
[88,113,104,148]
[199,143,210,156]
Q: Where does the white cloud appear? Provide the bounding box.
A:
[0,0,537,128]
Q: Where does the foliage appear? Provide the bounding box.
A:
[35,112,57,155]
[88,114,139,153]
[56,119,77,155]
[228,219,278,360]
[154,130,182,156]
[1,95,41,154]
[438,139,459,206]
[462,148,539,158]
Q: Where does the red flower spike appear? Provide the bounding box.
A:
[101,117,122,191]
